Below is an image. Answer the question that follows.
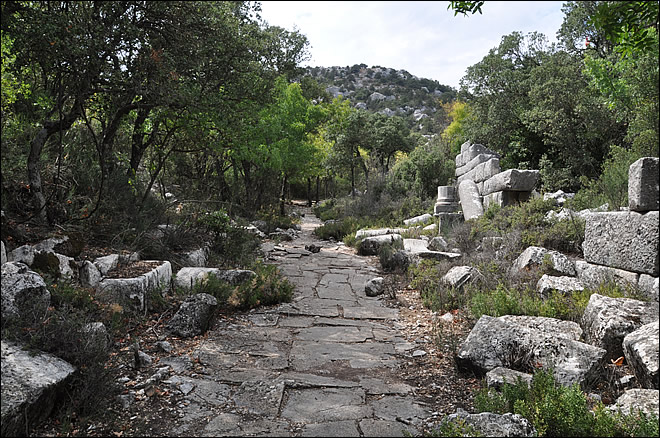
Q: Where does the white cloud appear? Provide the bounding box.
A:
[259,1,566,88]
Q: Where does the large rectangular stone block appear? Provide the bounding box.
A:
[455,144,495,168]
[575,261,639,289]
[583,211,659,275]
[629,157,659,212]
[458,180,484,220]
[482,170,539,195]
[483,191,532,210]
[455,153,497,177]
[457,158,501,185]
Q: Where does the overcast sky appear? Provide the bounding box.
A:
[258,1,567,89]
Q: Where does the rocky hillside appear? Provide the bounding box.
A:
[302,64,457,134]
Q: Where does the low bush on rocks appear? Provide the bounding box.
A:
[408,259,468,312]
[469,370,659,437]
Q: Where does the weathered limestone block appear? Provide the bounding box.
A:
[365,277,385,297]
[1,261,50,324]
[456,153,496,177]
[443,266,481,290]
[575,260,639,289]
[357,234,403,256]
[403,213,433,226]
[94,254,119,276]
[79,261,102,289]
[482,170,539,196]
[456,315,605,386]
[457,157,501,184]
[610,389,659,418]
[442,409,536,437]
[537,274,584,298]
[355,228,406,239]
[166,293,218,338]
[174,267,256,290]
[181,245,210,267]
[455,144,494,168]
[1,240,6,265]
[81,322,112,354]
[458,179,483,220]
[486,367,533,389]
[483,190,532,210]
[434,213,464,231]
[428,236,449,251]
[582,211,659,275]
[404,238,461,262]
[581,294,659,360]
[10,244,35,266]
[97,261,171,310]
[623,321,659,389]
[638,274,659,302]
[1,340,76,437]
[511,246,576,276]
[628,157,659,212]
[460,140,471,154]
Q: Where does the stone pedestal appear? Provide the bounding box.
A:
[434,185,459,214]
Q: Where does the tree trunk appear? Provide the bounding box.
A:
[307,177,312,206]
[280,173,288,216]
[315,176,320,204]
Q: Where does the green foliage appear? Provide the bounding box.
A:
[408,260,466,313]
[430,418,484,437]
[474,369,659,437]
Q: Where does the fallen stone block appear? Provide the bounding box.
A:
[482,169,539,196]
[483,190,532,209]
[511,246,576,276]
[9,244,35,266]
[1,240,6,265]
[79,260,102,289]
[609,389,659,418]
[443,266,481,290]
[1,261,50,325]
[457,157,501,185]
[456,315,605,387]
[638,274,659,302]
[355,228,406,239]
[458,179,483,220]
[456,153,497,177]
[1,340,76,437]
[94,254,119,276]
[575,261,639,290]
[403,213,433,226]
[581,293,659,361]
[365,277,385,297]
[486,367,533,389]
[174,267,256,290]
[455,144,495,168]
[582,211,659,276]
[357,234,403,256]
[537,274,584,298]
[623,321,659,389]
[628,157,659,212]
[442,409,536,437]
[428,236,449,251]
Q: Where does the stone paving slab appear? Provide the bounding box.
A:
[294,326,373,343]
[281,387,372,422]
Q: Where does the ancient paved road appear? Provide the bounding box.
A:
[166,207,430,437]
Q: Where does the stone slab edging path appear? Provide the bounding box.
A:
[164,207,430,437]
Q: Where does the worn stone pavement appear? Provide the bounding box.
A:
[165,207,429,437]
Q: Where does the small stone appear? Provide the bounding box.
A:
[412,350,427,357]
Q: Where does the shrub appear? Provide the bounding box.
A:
[228,262,294,310]
[473,369,659,437]
[408,259,466,313]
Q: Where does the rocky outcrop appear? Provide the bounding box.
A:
[167,293,218,338]
[622,321,659,389]
[609,389,659,418]
[1,340,76,437]
[457,315,606,387]
[581,294,659,361]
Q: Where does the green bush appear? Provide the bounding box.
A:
[408,259,466,313]
[472,369,659,437]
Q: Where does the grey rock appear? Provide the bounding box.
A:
[1,261,50,324]
[581,294,659,360]
[610,389,659,418]
[167,293,218,338]
[458,179,483,220]
[511,246,575,276]
[442,409,536,437]
[428,236,449,251]
[456,153,498,178]
[1,240,6,265]
[1,340,76,437]
[537,275,584,298]
[97,261,171,310]
[135,350,153,368]
[79,260,102,289]
[82,322,111,353]
[457,315,605,386]
[486,367,533,389]
[358,234,403,256]
[575,260,639,290]
[623,321,659,389]
[355,228,404,239]
[482,169,539,196]
[483,190,532,209]
[543,189,575,206]
[456,144,495,168]
[10,244,35,266]
[365,277,385,297]
[157,341,173,353]
[628,157,659,212]
[582,211,659,275]
[638,274,659,302]
[174,267,256,290]
[93,253,119,276]
[403,213,433,226]
[443,266,480,290]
